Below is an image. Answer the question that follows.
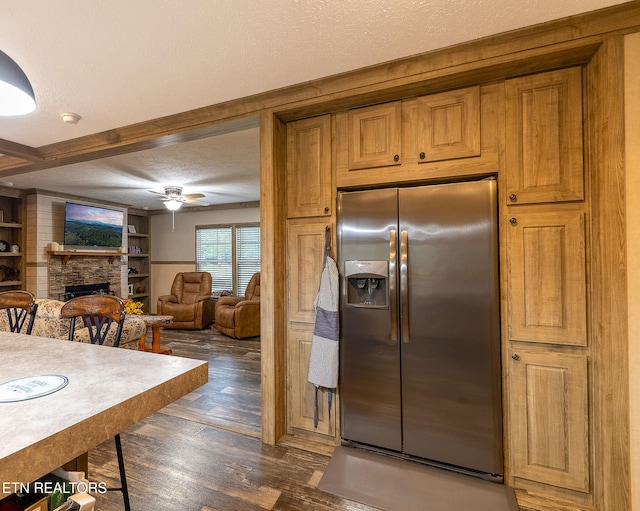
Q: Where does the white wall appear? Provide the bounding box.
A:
[150,205,260,312]
[625,31,640,511]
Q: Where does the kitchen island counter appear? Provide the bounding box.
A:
[0,332,207,497]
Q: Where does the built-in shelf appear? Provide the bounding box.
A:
[127,210,151,312]
[128,293,150,300]
[47,250,123,265]
[0,195,25,291]
[0,280,22,287]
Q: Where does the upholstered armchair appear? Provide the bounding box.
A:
[214,272,260,339]
[157,272,215,329]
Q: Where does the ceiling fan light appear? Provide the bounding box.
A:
[0,50,36,116]
[164,198,182,211]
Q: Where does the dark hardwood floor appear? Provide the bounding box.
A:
[89,328,378,510]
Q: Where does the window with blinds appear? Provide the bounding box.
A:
[196,223,260,295]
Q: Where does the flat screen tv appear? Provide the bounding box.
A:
[64,202,124,249]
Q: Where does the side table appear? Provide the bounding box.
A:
[136,314,174,354]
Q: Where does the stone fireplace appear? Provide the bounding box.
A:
[48,255,124,301]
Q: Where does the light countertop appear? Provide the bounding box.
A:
[0,332,208,497]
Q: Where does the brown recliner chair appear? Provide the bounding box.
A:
[214,272,260,339]
[157,272,215,329]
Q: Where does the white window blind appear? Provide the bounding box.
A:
[235,225,261,295]
[196,223,260,295]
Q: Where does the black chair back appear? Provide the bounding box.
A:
[61,295,126,346]
[0,290,37,334]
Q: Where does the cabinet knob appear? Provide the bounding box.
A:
[509,217,517,225]
[419,152,426,160]
[509,193,518,202]
[324,206,330,214]
[393,154,400,163]
[512,353,520,361]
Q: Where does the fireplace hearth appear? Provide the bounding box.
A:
[64,282,111,301]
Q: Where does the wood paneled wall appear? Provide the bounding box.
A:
[624,30,640,511]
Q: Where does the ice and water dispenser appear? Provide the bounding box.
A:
[344,260,388,308]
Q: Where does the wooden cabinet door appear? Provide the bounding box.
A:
[286,115,332,218]
[287,323,335,434]
[508,347,589,492]
[348,102,401,169]
[286,220,329,323]
[416,86,480,162]
[505,67,584,204]
[507,208,587,346]
[286,220,337,437]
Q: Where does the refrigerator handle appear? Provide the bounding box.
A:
[389,230,398,342]
[400,230,409,343]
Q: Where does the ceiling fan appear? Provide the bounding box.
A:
[150,186,208,211]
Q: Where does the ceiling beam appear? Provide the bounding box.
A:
[0,138,43,162]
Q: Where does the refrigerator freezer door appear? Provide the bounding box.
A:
[338,188,402,451]
[399,180,503,475]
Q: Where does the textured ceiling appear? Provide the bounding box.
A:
[0,0,629,209]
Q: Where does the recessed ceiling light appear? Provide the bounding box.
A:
[61,112,81,124]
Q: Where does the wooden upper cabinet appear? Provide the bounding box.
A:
[505,67,584,205]
[507,207,587,346]
[416,86,480,163]
[287,115,332,218]
[336,85,499,188]
[508,347,589,493]
[348,102,401,170]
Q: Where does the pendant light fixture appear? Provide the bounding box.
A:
[0,50,36,116]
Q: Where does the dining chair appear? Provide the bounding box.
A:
[0,290,37,334]
[60,294,131,510]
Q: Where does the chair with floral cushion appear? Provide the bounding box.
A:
[60,294,131,510]
[0,290,38,334]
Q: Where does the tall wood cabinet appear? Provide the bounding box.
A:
[0,194,24,290]
[126,209,151,312]
[503,67,591,505]
[285,115,338,441]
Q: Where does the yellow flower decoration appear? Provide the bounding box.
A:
[124,300,144,315]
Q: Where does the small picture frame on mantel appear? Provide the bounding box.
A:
[128,284,134,296]
[127,225,136,234]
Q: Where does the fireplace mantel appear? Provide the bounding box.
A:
[47,250,122,265]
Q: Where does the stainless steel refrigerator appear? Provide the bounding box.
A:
[337,179,503,480]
